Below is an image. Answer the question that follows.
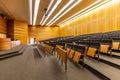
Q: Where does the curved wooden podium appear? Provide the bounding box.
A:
[0,38,11,50]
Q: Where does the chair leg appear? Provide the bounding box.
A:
[110,50,112,57]
[97,51,100,62]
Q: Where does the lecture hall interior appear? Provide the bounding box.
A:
[0,0,120,80]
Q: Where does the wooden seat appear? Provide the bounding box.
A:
[38,44,46,52]
[58,45,63,49]
[100,44,110,53]
[112,42,120,50]
[86,47,97,57]
[56,46,67,72]
[73,51,82,63]
[66,48,71,56]
[69,49,75,59]
[44,45,54,54]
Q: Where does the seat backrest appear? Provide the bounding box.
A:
[112,42,120,50]
[66,48,71,56]
[86,47,97,57]
[73,51,82,63]
[76,45,86,54]
[69,49,75,59]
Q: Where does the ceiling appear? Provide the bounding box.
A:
[0,0,111,26]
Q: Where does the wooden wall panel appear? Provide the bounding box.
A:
[28,26,59,41]
[0,16,7,38]
[7,20,28,44]
[7,19,14,39]
[0,33,6,38]
[115,0,120,30]
[60,0,120,36]
[60,23,76,36]
[0,38,11,50]
[14,20,28,44]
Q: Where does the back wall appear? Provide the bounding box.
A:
[28,26,59,42]
[60,0,120,36]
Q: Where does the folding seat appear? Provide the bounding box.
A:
[99,39,112,55]
[73,51,82,63]
[38,44,46,52]
[111,42,120,50]
[86,47,97,57]
[111,38,120,50]
[72,45,86,63]
[68,45,76,59]
[66,48,71,56]
[65,43,73,55]
[69,48,75,59]
[56,46,67,72]
[45,45,54,54]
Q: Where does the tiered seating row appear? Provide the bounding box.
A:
[38,43,46,52]
[38,30,120,80]
[38,43,54,54]
[56,45,67,72]
[66,44,86,64]
[39,30,120,59]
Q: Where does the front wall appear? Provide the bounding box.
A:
[28,26,59,41]
[14,20,28,44]
[0,16,7,38]
[60,0,120,36]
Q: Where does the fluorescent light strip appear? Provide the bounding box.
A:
[46,0,54,14]
[46,0,74,25]
[77,0,111,17]
[40,0,54,24]
[59,0,111,26]
[41,0,62,25]
[47,0,82,26]
[58,0,101,25]
[29,0,32,25]
[33,0,40,25]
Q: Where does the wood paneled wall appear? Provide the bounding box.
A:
[7,20,28,44]
[7,19,14,39]
[0,38,11,50]
[0,33,6,38]
[0,16,7,38]
[14,20,28,44]
[60,0,120,36]
[28,26,59,41]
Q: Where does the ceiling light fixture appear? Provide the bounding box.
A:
[77,0,111,18]
[59,0,111,26]
[40,0,54,24]
[41,0,62,25]
[46,0,74,25]
[58,0,102,26]
[47,0,82,26]
[33,0,40,26]
[29,0,32,25]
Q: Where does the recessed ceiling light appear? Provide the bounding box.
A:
[33,0,40,26]
[41,0,62,25]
